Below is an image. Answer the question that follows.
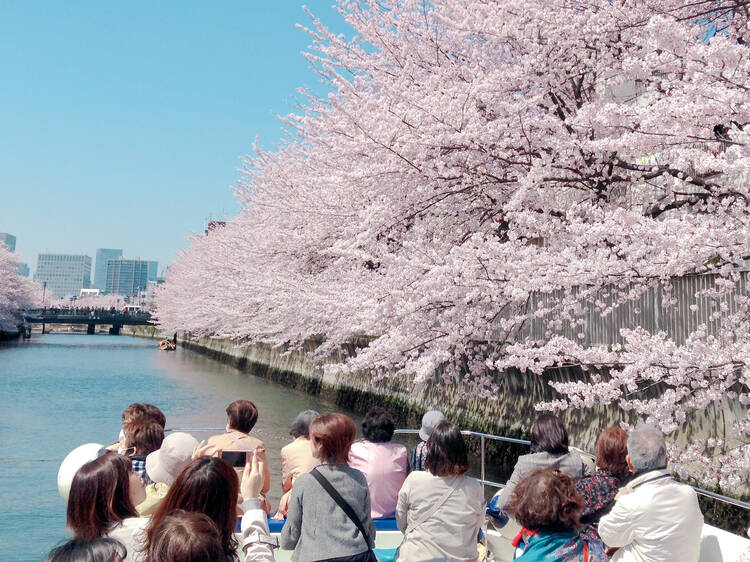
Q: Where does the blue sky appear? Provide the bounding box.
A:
[0,1,349,276]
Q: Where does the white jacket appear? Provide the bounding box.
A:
[240,499,276,562]
[598,469,703,562]
[395,471,485,561]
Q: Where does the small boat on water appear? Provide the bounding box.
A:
[158,333,177,351]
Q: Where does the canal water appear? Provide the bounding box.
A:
[0,334,366,561]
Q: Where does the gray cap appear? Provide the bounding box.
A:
[290,410,320,438]
[419,410,445,441]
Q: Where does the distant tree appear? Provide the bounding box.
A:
[0,244,41,332]
[158,0,750,487]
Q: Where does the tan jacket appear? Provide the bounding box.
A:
[275,437,316,518]
[204,429,271,509]
[136,481,169,516]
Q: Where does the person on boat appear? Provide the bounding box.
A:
[143,448,277,562]
[491,413,591,514]
[395,420,485,561]
[508,468,606,561]
[109,403,166,453]
[47,537,127,562]
[274,410,319,519]
[598,423,704,562]
[136,431,199,516]
[575,427,629,529]
[121,403,166,429]
[281,413,377,561]
[144,456,239,560]
[348,406,409,519]
[144,511,224,562]
[120,420,165,483]
[66,452,148,562]
[203,399,271,510]
[408,409,444,472]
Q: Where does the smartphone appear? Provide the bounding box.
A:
[221,450,252,467]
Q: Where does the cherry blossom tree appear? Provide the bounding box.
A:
[158,0,750,487]
[0,245,40,333]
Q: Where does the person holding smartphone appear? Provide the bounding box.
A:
[202,399,271,511]
[141,447,279,562]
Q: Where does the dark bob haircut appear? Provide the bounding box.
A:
[310,413,356,465]
[145,457,239,559]
[426,421,470,477]
[226,399,259,434]
[595,427,629,479]
[67,453,137,540]
[145,510,224,562]
[509,468,584,533]
[47,537,126,562]
[530,414,569,455]
[362,406,396,443]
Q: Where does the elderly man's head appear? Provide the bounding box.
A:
[627,423,667,472]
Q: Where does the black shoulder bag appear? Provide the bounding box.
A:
[310,467,377,562]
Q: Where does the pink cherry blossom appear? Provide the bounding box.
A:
[157,0,750,487]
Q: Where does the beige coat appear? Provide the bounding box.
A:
[204,429,271,510]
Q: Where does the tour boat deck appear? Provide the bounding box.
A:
[175,427,750,562]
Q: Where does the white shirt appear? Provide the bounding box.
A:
[108,516,149,562]
[598,469,704,562]
[395,471,485,561]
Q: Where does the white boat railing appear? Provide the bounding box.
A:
[167,426,750,512]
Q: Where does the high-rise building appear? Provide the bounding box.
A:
[0,233,16,252]
[147,260,158,282]
[106,258,149,296]
[94,248,123,290]
[15,263,30,277]
[35,254,92,297]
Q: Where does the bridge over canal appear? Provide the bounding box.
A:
[23,308,153,335]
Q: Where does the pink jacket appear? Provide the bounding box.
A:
[348,439,408,518]
[274,437,316,518]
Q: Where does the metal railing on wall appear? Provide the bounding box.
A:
[169,426,750,511]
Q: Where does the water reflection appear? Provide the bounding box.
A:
[0,334,360,560]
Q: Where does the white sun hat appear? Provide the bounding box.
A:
[57,443,105,503]
[145,432,199,486]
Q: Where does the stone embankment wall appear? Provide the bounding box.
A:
[179,335,739,475]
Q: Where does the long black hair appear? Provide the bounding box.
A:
[426,421,470,476]
[530,414,569,455]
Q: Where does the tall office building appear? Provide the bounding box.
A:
[94,248,123,290]
[15,263,30,277]
[35,254,92,297]
[0,233,16,252]
[106,258,149,296]
[147,260,158,282]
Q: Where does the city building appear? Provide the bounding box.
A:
[106,258,149,296]
[0,232,16,252]
[35,254,92,297]
[93,248,123,290]
[15,263,30,277]
[147,260,158,282]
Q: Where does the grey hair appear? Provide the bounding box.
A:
[627,423,667,472]
[290,410,320,438]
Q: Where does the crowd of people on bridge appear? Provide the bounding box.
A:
[48,399,710,562]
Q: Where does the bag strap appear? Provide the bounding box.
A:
[406,475,461,536]
[310,467,371,547]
